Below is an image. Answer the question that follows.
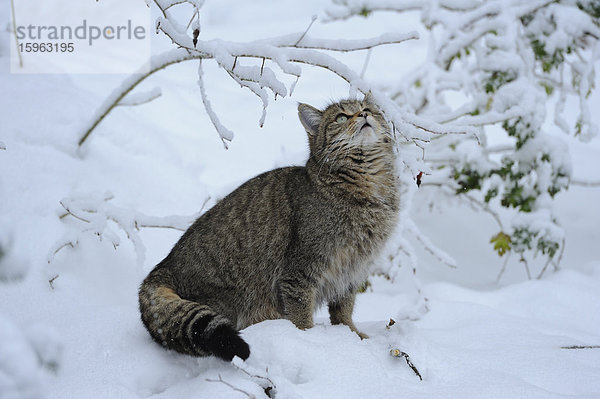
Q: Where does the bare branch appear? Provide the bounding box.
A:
[571,179,600,187]
[536,257,553,279]
[520,256,532,280]
[48,274,59,290]
[294,15,317,46]
[390,349,423,380]
[206,375,257,399]
[495,252,512,283]
[47,235,77,264]
[421,182,504,231]
[406,219,457,269]
[360,48,373,79]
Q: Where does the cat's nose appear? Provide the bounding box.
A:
[358,112,368,118]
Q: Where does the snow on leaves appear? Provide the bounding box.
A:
[330,0,599,274]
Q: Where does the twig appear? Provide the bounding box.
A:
[390,349,423,380]
[48,240,76,264]
[463,193,504,230]
[234,364,275,388]
[360,48,373,79]
[560,345,600,349]
[495,251,512,283]
[385,318,396,330]
[48,274,59,289]
[421,183,504,231]
[294,15,317,46]
[520,255,532,280]
[233,364,276,398]
[59,201,92,223]
[536,257,553,279]
[552,238,565,272]
[571,179,600,187]
[406,218,457,269]
[206,375,257,398]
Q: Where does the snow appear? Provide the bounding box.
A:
[0,315,45,399]
[119,87,162,107]
[1,1,600,398]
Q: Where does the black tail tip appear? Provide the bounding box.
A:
[207,325,250,362]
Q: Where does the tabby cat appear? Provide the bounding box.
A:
[138,94,399,361]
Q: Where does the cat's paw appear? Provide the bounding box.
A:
[206,324,251,361]
[289,316,314,331]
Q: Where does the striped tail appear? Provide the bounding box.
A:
[138,267,250,361]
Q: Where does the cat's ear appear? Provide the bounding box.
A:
[363,91,376,106]
[298,103,322,137]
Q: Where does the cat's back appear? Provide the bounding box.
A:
[169,166,312,269]
[193,165,311,229]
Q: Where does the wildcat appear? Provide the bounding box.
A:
[138,94,399,361]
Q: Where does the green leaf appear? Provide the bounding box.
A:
[540,81,554,96]
[490,232,512,257]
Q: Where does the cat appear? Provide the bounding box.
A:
[138,94,399,361]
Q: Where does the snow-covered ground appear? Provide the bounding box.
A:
[1,1,599,398]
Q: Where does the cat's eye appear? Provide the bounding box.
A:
[335,114,348,123]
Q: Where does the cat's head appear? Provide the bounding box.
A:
[297,94,392,158]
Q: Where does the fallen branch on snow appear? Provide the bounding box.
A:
[560,345,600,350]
[206,374,258,399]
[390,348,423,380]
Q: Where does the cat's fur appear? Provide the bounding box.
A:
[138,94,399,361]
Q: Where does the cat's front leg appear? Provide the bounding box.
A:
[277,279,315,330]
[329,290,369,339]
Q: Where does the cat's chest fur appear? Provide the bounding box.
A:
[312,188,398,304]
[316,241,372,304]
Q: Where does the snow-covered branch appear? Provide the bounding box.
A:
[48,192,208,267]
[327,0,600,275]
[78,49,201,147]
[79,1,480,151]
[78,30,423,147]
[117,87,162,107]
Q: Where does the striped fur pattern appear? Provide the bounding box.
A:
[138,94,399,361]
